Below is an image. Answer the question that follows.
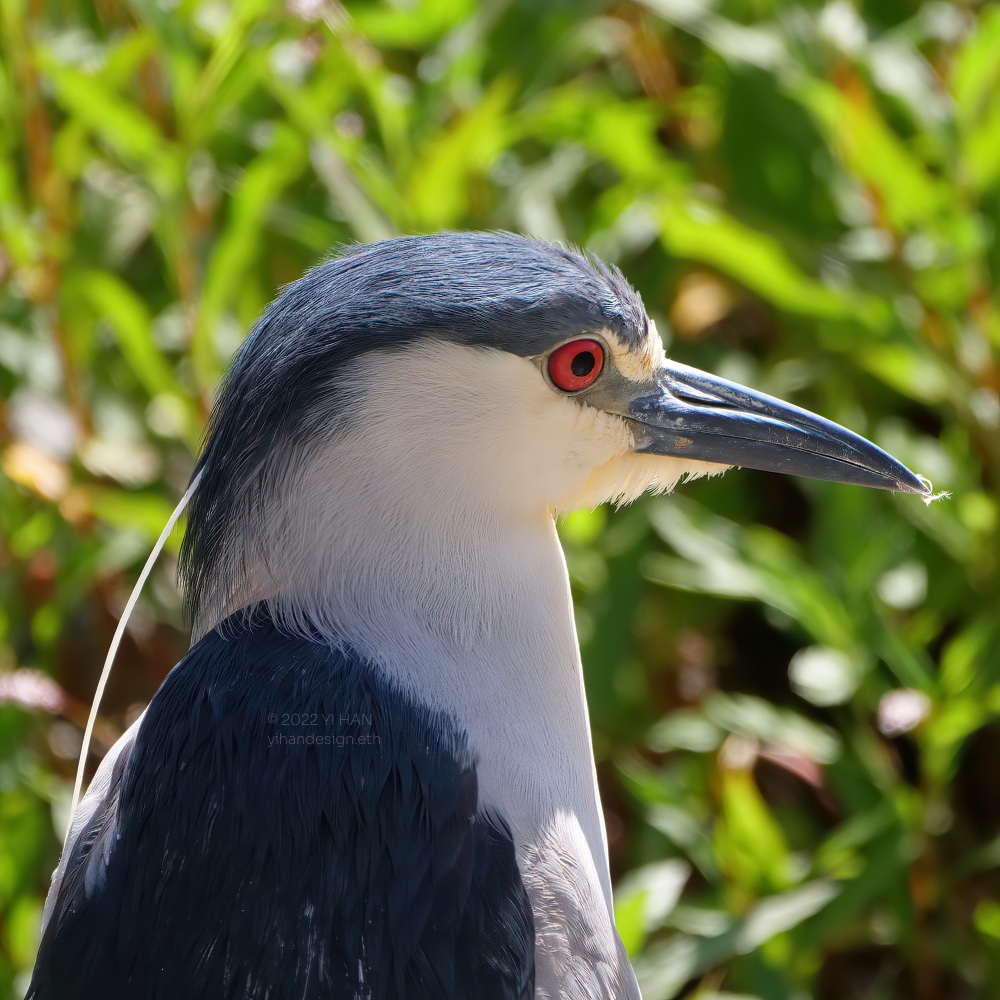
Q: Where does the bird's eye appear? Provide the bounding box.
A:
[547,339,605,392]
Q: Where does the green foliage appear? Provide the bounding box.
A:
[1,0,998,996]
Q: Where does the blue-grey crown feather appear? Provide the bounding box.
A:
[28,608,534,999]
[179,231,647,620]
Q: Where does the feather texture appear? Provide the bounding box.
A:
[29,609,534,1000]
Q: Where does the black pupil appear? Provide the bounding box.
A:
[570,351,596,378]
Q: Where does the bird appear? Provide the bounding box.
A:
[28,231,931,1000]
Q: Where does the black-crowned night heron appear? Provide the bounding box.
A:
[29,232,930,1000]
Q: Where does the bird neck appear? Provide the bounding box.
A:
[193,430,616,907]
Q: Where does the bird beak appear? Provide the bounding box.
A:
[626,359,930,494]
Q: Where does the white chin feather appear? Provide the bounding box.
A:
[554,454,730,512]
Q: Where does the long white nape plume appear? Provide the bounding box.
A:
[65,470,202,843]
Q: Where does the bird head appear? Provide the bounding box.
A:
[180,232,930,637]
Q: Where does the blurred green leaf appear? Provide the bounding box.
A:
[704,693,840,766]
[193,124,309,384]
[794,76,950,232]
[615,859,691,956]
[716,765,793,895]
[634,881,839,999]
[655,198,855,319]
[406,76,514,229]
[37,46,180,192]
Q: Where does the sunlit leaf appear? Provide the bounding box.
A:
[655,198,854,318]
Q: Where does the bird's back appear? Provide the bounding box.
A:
[28,608,534,1000]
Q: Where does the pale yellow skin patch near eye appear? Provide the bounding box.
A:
[602,318,666,383]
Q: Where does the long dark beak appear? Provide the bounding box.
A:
[628,360,930,494]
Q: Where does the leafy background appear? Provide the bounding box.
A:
[1,0,998,996]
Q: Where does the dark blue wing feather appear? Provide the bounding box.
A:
[28,608,534,1000]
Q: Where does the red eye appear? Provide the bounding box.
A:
[547,338,605,392]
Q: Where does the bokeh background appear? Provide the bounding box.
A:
[1,0,998,996]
